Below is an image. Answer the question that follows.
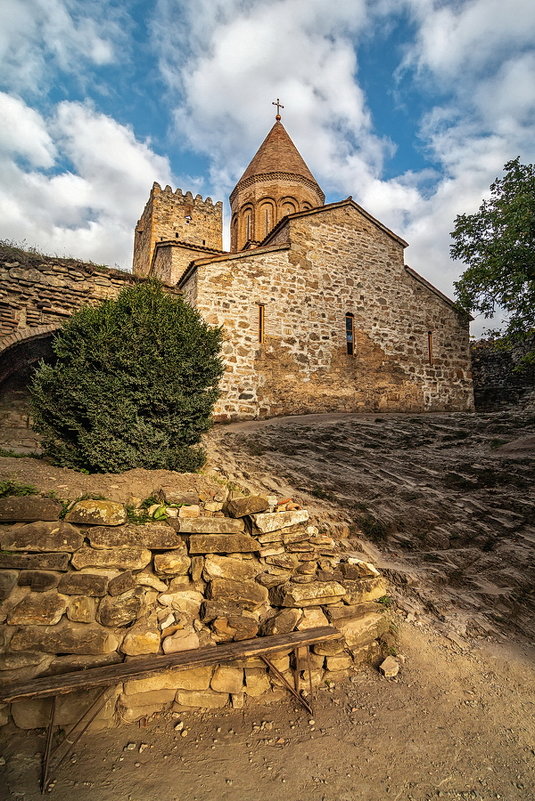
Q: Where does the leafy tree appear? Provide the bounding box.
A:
[30,280,224,473]
[451,157,535,360]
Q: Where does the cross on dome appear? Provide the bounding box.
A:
[272,98,284,120]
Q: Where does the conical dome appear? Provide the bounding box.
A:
[229,118,324,251]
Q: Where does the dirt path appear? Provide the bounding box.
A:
[2,622,534,801]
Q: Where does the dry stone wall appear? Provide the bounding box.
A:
[0,486,389,730]
[183,204,474,420]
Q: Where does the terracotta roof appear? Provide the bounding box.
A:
[236,120,321,189]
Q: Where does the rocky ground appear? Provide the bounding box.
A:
[2,622,534,801]
[1,408,534,799]
[207,409,535,642]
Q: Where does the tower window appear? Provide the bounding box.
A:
[345,313,354,356]
[185,215,191,224]
[427,331,433,365]
[257,303,265,343]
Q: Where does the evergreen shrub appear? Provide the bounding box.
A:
[30,280,224,473]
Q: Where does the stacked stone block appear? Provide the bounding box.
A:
[0,489,389,730]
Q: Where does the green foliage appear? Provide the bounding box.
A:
[0,480,38,497]
[451,158,535,363]
[30,280,224,473]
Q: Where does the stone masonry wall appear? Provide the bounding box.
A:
[0,488,388,731]
[0,250,140,343]
[183,204,474,420]
[133,184,223,278]
[471,336,535,410]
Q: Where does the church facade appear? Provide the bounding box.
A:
[133,112,474,420]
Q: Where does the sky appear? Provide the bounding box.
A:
[1,0,534,335]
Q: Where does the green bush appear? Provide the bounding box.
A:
[30,280,224,473]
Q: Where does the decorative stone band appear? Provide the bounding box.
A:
[229,172,325,205]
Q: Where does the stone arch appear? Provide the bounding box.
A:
[0,325,60,453]
[257,198,276,240]
[279,196,298,217]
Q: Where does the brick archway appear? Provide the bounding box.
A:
[0,324,60,386]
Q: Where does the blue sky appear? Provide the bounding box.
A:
[1,0,534,334]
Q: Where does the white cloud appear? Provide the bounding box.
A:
[0,98,174,267]
[0,92,56,167]
[0,0,124,93]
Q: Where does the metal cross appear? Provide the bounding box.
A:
[272,98,284,117]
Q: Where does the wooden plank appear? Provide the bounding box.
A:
[0,626,341,703]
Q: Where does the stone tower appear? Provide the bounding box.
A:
[229,114,325,251]
[132,182,223,278]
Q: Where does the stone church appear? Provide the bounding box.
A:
[133,109,474,421]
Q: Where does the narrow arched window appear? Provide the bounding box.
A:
[257,303,265,343]
[345,313,355,356]
[427,331,433,365]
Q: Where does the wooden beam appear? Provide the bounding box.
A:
[1,626,341,703]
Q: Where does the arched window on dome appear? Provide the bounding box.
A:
[231,214,238,249]
[258,200,276,238]
[280,198,297,217]
[242,205,254,245]
[302,202,312,211]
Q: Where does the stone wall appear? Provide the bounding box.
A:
[0,487,389,730]
[182,203,474,420]
[133,183,223,278]
[471,336,535,410]
[0,248,140,343]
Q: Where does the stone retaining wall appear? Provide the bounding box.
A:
[0,487,389,730]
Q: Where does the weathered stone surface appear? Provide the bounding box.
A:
[211,665,243,694]
[265,553,299,570]
[67,595,97,623]
[341,557,380,580]
[162,628,199,654]
[0,496,61,522]
[0,651,51,671]
[326,654,352,670]
[212,615,258,641]
[171,517,245,534]
[226,495,269,518]
[252,510,309,533]
[188,534,259,554]
[256,571,290,588]
[379,655,400,677]
[1,521,83,552]
[335,612,388,649]
[97,590,142,627]
[8,591,67,625]
[175,689,228,708]
[0,570,17,600]
[87,524,182,550]
[124,666,212,695]
[312,639,344,656]
[209,578,268,611]
[154,550,191,576]
[178,504,200,518]
[107,571,136,596]
[202,554,261,581]
[46,652,122,675]
[0,552,70,571]
[10,620,119,654]
[71,545,151,570]
[326,601,379,623]
[204,502,223,512]
[269,580,346,607]
[119,689,175,719]
[263,608,301,635]
[65,500,127,526]
[244,668,271,696]
[121,615,160,655]
[342,577,388,604]
[0,703,9,726]
[17,571,59,593]
[161,489,199,506]
[201,599,247,622]
[158,590,203,619]
[297,607,330,629]
[136,572,168,592]
[58,572,109,596]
